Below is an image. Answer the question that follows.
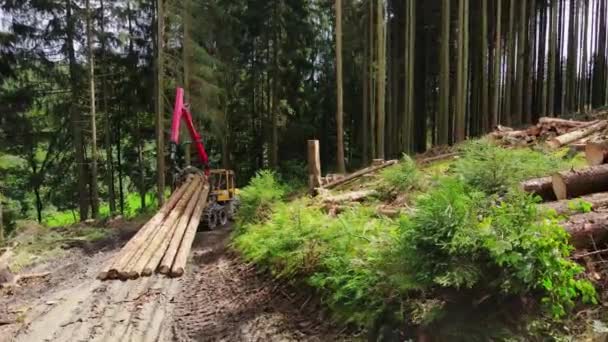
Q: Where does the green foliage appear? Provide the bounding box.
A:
[236,170,287,226]
[567,199,593,214]
[234,200,398,326]
[395,179,596,320]
[454,140,567,194]
[380,154,420,192]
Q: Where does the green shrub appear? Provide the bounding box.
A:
[395,179,596,320]
[380,154,420,193]
[236,170,287,226]
[233,200,398,326]
[454,140,567,194]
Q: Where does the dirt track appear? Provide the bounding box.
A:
[0,225,349,342]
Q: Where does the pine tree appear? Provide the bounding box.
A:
[156,0,165,205]
[438,0,450,145]
[335,0,346,173]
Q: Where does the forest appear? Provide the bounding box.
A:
[2,0,608,227]
[3,0,608,339]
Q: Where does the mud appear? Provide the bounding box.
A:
[0,225,352,342]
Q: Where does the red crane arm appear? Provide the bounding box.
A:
[169,87,210,174]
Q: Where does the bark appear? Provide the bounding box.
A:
[156,0,166,206]
[335,0,346,173]
[547,120,608,149]
[171,184,210,277]
[308,140,322,191]
[322,190,378,203]
[586,141,608,166]
[156,185,203,275]
[548,0,557,116]
[514,0,527,125]
[481,0,489,132]
[362,22,369,166]
[552,164,608,200]
[541,192,608,216]
[98,177,193,280]
[66,0,89,221]
[324,160,397,190]
[520,176,557,201]
[562,212,608,249]
[438,0,450,145]
[86,0,99,219]
[455,0,467,141]
[128,177,201,278]
[492,0,502,128]
[376,0,386,159]
[100,0,115,215]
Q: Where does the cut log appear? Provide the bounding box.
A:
[546,120,608,149]
[552,164,608,200]
[156,185,203,275]
[586,141,608,166]
[538,117,589,128]
[322,190,377,203]
[417,152,459,165]
[541,192,608,216]
[562,212,608,249]
[97,176,194,280]
[323,160,398,190]
[520,177,556,201]
[122,176,202,279]
[170,184,210,277]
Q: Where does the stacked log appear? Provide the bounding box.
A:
[97,174,209,280]
[520,177,556,201]
[552,164,608,200]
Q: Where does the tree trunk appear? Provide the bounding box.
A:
[308,140,322,190]
[182,0,192,167]
[455,0,467,141]
[552,164,608,200]
[480,0,489,133]
[514,0,526,125]
[156,0,166,206]
[520,176,557,201]
[86,0,99,219]
[492,0,502,128]
[335,0,346,173]
[548,0,557,116]
[376,0,386,159]
[562,212,608,249]
[100,0,115,215]
[65,0,89,221]
[542,191,608,216]
[362,21,369,166]
[438,0,450,145]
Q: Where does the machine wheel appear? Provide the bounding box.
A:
[205,209,218,230]
[218,208,228,226]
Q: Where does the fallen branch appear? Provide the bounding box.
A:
[322,190,377,203]
[322,160,398,190]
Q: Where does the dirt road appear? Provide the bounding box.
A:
[0,225,349,342]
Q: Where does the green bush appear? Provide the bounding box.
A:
[233,200,398,326]
[395,179,596,319]
[236,170,286,226]
[380,154,420,193]
[454,140,567,194]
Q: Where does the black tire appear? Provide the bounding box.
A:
[206,210,218,230]
[218,208,228,226]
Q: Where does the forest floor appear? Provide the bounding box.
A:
[0,221,350,342]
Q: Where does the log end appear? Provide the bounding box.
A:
[586,143,607,166]
[170,268,184,278]
[141,268,154,277]
[96,271,108,281]
[547,139,561,149]
[552,173,568,200]
[158,265,170,275]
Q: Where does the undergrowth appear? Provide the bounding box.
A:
[233,140,598,339]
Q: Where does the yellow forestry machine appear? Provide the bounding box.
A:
[168,87,239,229]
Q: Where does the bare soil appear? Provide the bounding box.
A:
[0,224,351,342]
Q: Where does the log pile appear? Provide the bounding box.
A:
[97,174,209,280]
[490,117,608,148]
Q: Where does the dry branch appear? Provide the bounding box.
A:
[322,160,398,190]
